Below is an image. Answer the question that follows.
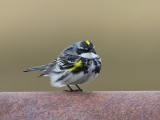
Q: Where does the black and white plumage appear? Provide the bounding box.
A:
[24,40,101,91]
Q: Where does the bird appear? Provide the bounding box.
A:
[23,40,101,92]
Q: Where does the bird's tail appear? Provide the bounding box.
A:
[23,65,48,72]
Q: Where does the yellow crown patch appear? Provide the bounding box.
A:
[85,40,90,45]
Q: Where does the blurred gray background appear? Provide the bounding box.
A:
[0,1,160,91]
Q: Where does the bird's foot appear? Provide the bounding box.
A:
[74,89,83,92]
[64,89,83,92]
[64,85,83,92]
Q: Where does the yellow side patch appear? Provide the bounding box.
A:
[85,40,90,45]
[69,60,82,72]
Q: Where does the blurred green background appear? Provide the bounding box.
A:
[0,1,160,91]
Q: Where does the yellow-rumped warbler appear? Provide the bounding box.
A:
[23,40,101,91]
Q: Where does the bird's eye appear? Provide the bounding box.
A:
[79,49,86,52]
[77,48,86,54]
[79,47,84,50]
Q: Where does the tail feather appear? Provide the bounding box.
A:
[23,65,48,72]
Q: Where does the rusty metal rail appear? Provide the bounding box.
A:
[0,91,160,120]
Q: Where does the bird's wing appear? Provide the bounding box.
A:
[57,54,81,70]
[39,54,81,77]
